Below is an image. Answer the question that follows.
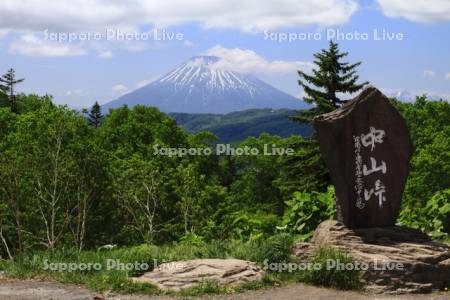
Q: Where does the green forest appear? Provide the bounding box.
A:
[0,43,449,295]
[169,109,312,142]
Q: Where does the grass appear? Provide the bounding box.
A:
[0,235,362,296]
[296,246,362,290]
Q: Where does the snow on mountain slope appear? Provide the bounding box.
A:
[103,56,305,114]
[383,89,450,102]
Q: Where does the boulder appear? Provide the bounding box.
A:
[314,86,413,228]
[292,220,450,293]
[131,258,264,292]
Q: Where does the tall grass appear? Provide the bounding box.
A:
[0,235,361,295]
[297,246,362,290]
[0,234,292,294]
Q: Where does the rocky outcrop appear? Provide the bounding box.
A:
[131,259,264,292]
[293,220,450,293]
[314,87,413,228]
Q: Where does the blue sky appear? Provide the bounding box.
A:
[0,0,449,108]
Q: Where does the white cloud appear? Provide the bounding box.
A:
[377,0,450,23]
[8,33,86,57]
[2,1,358,56]
[66,89,84,96]
[0,0,358,33]
[445,73,450,80]
[135,78,158,89]
[204,45,313,75]
[98,50,113,59]
[112,84,129,95]
[423,70,436,78]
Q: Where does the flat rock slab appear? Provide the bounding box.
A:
[293,220,450,294]
[131,258,264,292]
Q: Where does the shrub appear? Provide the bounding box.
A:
[398,189,450,240]
[300,246,361,290]
[231,233,293,264]
[282,186,335,239]
[228,210,279,240]
[422,189,450,239]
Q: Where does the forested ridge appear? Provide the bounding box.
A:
[169,109,313,142]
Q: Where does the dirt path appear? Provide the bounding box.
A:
[0,279,448,300]
[0,278,92,300]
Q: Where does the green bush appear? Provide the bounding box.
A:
[282,186,335,239]
[228,210,279,240]
[179,233,205,247]
[398,189,450,240]
[259,234,294,264]
[231,233,293,264]
[423,189,450,239]
[300,246,361,290]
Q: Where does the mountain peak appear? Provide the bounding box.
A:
[103,56,306,114]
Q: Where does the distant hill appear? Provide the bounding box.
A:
[103,56,306,114]
[169,108,312,142]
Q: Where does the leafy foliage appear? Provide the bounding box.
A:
[282,187,335,239]
[423,190,450,239]
[0,81,448,296]
[394,97,450,239]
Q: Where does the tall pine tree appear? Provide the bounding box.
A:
[0,74,6,108]
[88,101,104,128]
[0,68,25,113]
[0,78,5,94]
[294,41,368,123]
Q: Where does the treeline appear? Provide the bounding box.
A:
[0,92,448,260]
[0,48,449,258]
[0,94,329,258]
[393,97,450,238]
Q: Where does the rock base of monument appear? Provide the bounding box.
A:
[293,220,450,294]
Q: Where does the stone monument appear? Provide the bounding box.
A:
[296,86,450,294]
[313,86,413,228]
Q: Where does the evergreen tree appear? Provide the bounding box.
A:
[293,41,368,123]
[0,68,25,113]
[88,101,104,128]
[0,79,7,108]
[0,79,5,94]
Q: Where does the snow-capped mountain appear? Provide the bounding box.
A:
[383,89,449,102]
[103,56,305,114]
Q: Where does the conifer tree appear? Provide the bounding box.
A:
[0,79,5,94]
[88,101,104,128]
[0,68,25,113]
[0,77,7,108]
[293,41,368,123]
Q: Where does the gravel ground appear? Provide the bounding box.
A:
[0,279,448,300]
